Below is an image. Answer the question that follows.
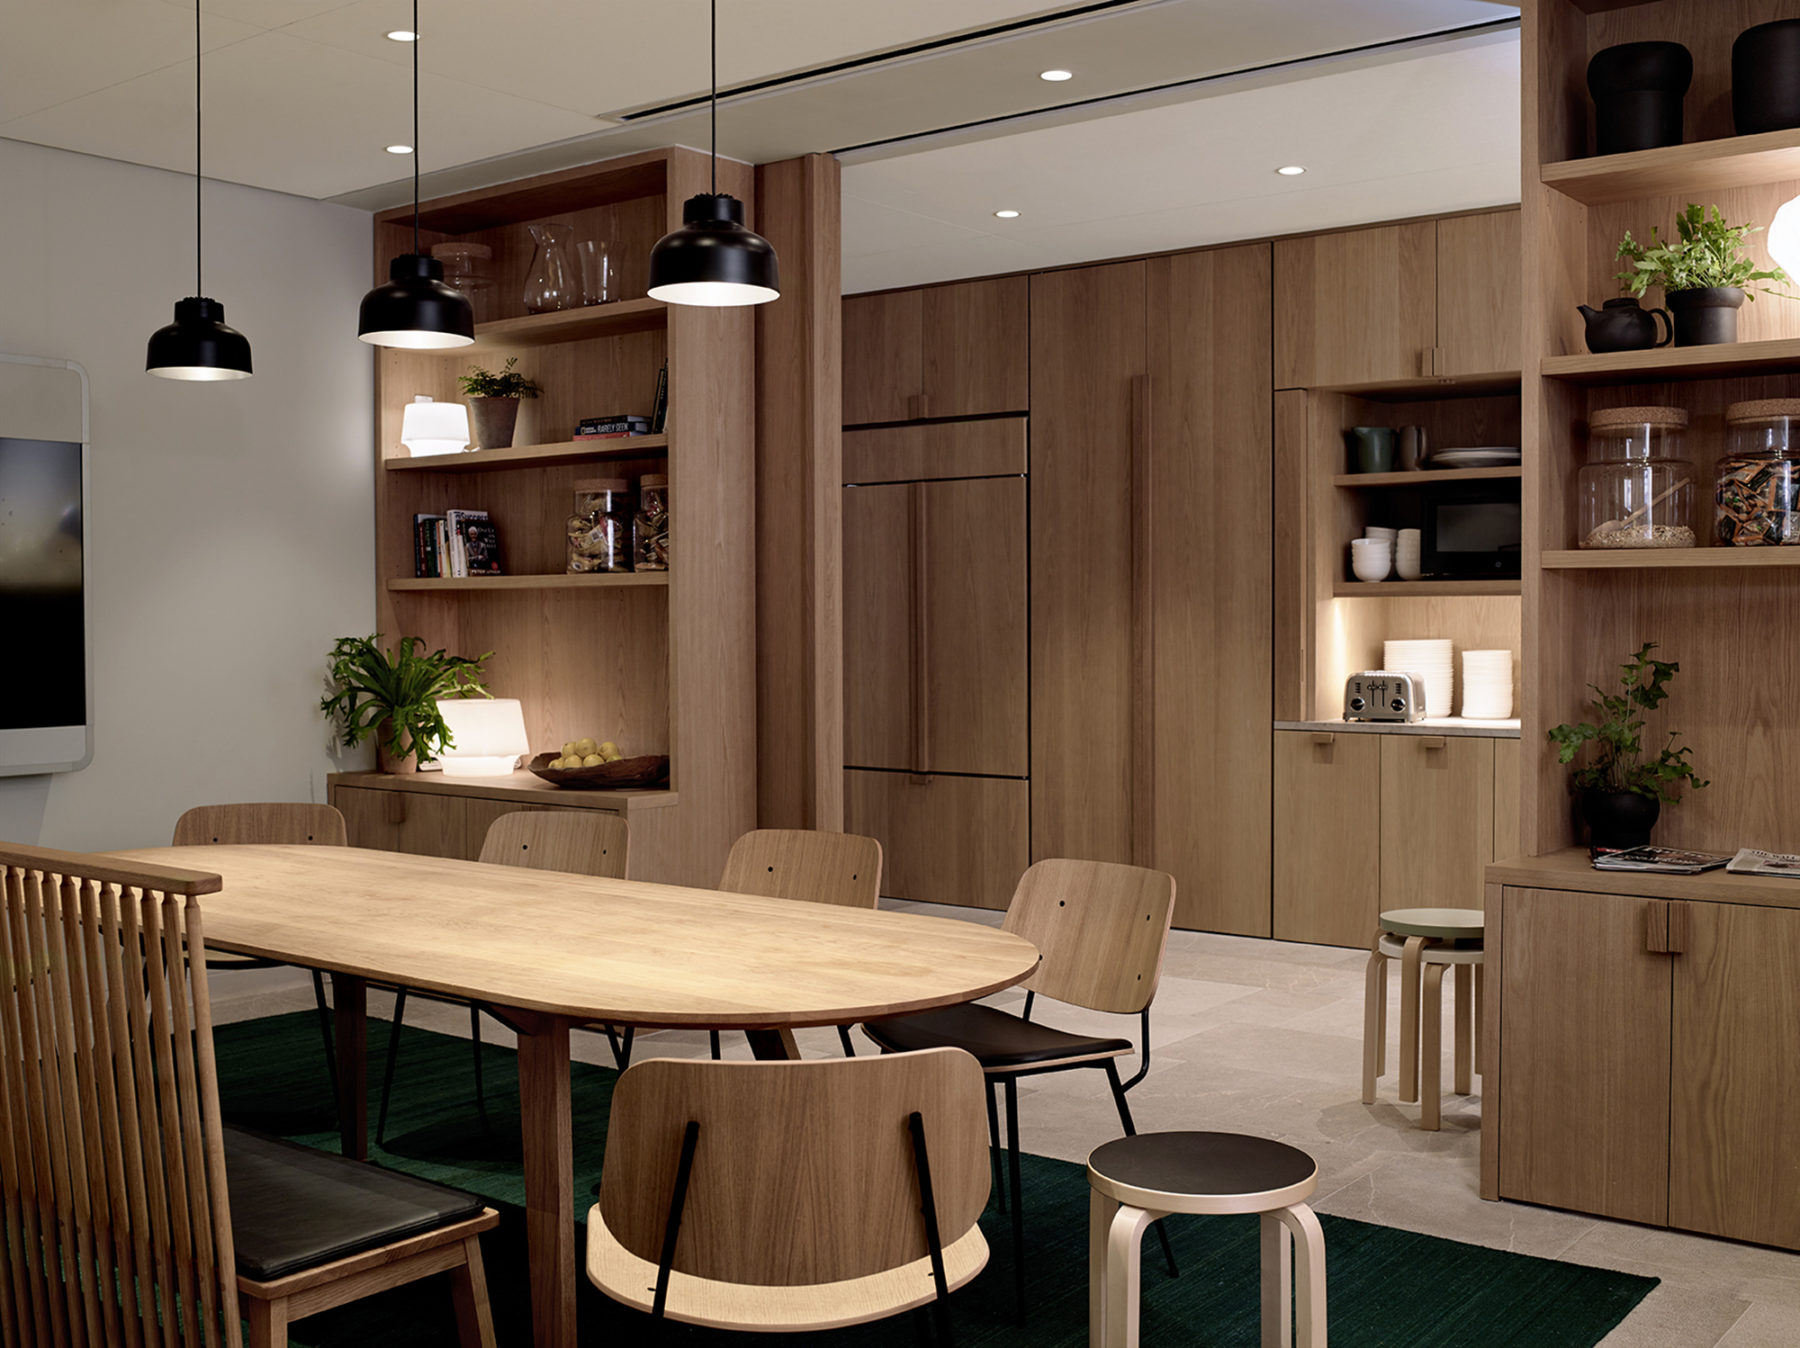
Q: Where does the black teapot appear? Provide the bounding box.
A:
[1579,297,1673,353]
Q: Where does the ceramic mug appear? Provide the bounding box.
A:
[1399,425,1429,470]
[1349,427,1397,473]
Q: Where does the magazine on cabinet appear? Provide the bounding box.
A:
[1726,848,1800,878]
[1590,845,1732,874]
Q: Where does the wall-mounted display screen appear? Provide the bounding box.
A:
[0,436,89,769]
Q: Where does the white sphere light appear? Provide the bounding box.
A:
[1769,194,1800,279]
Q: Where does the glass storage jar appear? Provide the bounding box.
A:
[633,474,669,571]
[1579,405,1697,549]
[1717,399,1800,546]
[429,242,495,322]
[566,478,630,573]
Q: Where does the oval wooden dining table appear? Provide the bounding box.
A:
[111,844,1041,1348]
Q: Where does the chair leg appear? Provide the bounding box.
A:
[618,1026,634,1070]
[709,1031,721,1060]
[1090,1186,1116,1346]
[1259,1210,1292,1348]
[603,1025,634,1071]
[1421,961,1446,1131]
[469,1006,490,1133]
[1105,1061,1176,1279]
[985,1080,1006,1214]
[1275,1204,1328,1348]
[449,1234,497,1348]
[1361,936,1386,1105]
[312,969,339,1104]
[837,1025,857,1057]
[1399,936,1425,1104]
[377,989,408,1146]
[1004,1077,1025,1327]
[1474,960,1485,1078]
[1453,962,1473,1096]
[246,1297,288,1348]
[1103,1202,1157,1348]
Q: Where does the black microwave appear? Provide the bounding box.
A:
[1422,484,1522,578]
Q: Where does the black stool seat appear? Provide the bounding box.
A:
[864,1002,1132,1071]
[224,1125,487,1281]
[1088,1131,1317,1215]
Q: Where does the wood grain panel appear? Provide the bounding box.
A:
[1273,391,1311,721]
[1272,732,1381,948]
[1436,210,1523,377]
[1029,262,1144,867]
[842,483,915,772]
[842,418,1026,484]
[332,786,467,858]
[1274,223,1438,389]
[1492,738,1522,864]
[1499,887,1672,1225]
[921,277,1030,418]
[1379,735,1495,913]
[842,290,922,426]
[1146,244,1274,934]
[1670,900,1800,1248]
[844,771,1027,913]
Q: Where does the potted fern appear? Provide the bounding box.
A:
[1547,642,1707,849]
[1615,204,1789,346]
[457,357,541,450]
[321,635,492,773]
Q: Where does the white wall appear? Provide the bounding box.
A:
[0,137,375,851]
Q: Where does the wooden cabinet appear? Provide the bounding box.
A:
[1498,887,1673,1226]
[334,785,472,859]
[1436,211,1522,378]
[1379,735,1495,913]
[845,770,1028,912]
[842,276,1028,424]
[1492,739,1521,862]
[1273,733,1381,947]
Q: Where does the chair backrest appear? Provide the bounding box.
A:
[599,1049,986,1287]
[173,802,347,848]
[0,842,240,1348]
[1001,858,1176,1015]
[478,810,629,879]
[717,829,882,908]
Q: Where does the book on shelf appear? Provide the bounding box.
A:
[649,360,668,434]
[1727,848,1800,878]
[577,414,650,432]
[572,430,640,441]
[1589,845,1732,874]
[442,508,501,578]
[413,514,445,579]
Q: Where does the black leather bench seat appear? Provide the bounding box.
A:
[863,1002,1132,1071]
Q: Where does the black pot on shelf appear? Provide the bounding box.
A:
[1734,20,1800,135]
[1667,285,1745,346]
[1581,788,1661,850]
[1579,297,1673,353]
[1588,41,1692,155]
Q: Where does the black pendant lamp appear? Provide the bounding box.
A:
[647,0,780,307]
[147,0,252,381]
[358,0,473,349]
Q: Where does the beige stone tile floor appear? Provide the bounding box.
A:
[216,902,1800,1347]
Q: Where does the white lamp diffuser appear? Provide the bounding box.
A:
[400,396,470,456]
[1769,194,1800,280]
[435,697,530,776]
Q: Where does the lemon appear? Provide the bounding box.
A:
[598,741,620,758]
[574,737,598,757]
[581,752,605,767]
[561,741,579,759]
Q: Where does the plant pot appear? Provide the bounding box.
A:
[376,725,418,775]
[1587,41,1692,155]
[1667,286,1744,346]
[468,397,520,450]
[1581,788,1661,850]
[1734,20,1800,135]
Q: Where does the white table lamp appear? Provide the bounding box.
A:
[436,697,530,776]
[401,396,470,456]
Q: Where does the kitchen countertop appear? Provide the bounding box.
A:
[1275,718,1521,739]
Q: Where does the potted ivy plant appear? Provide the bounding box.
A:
[320,635,492,773]
[456,357,541,450]
[1615,204,1790,346]
[1548,641,1707,849]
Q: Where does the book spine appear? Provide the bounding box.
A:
[572,431,636,440]
[649,361,669,433]
[414,518,427,578]
[435,520,449,578]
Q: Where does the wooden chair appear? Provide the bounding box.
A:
[860,858,1178,1322]
[586,1048,988,1340]
[174,803,348,1104]
[379,809,630,1142]
[0,841,497,1348]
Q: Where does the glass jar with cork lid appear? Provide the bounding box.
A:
[1717,399,1800,546]
[566,478,630,573]
[633,474,669,571]
[1579,405,1697,549]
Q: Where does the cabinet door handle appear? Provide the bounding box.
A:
[910,482,931,774]
[1418,736,1448,750]
[1130,372,1155,868]
[1667,900,1689,955]
[1646,903,1671,955]
[383,792,406,826]
[1311,732,1336,746]
[909,392,930,421]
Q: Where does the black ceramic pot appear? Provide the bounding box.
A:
[1734,20,1800,135]
[1588,41,1693,154]
[1582,788,1661,850]
[1579,297,1673,353]
[1667,286,1745,346]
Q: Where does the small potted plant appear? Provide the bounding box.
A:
[321,634,492,773]
[1548,641,1707,849]
[457,357,541,450]
[1615,204,1789,346]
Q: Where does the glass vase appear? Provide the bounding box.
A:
[522,223,576,313]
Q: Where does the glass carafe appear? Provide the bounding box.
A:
[575,239,613,305]
[522,223,576,313]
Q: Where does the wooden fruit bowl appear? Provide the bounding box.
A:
[526,752,670,790]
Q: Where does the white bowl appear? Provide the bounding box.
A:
[1351,548,1392,583]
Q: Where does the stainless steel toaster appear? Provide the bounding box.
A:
[1344,670,1428,723]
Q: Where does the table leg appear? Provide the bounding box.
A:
[1399,936,1425,1104]
[514,1013,575,1348]
[331,974,367,1160]
[745,1029,800,1060]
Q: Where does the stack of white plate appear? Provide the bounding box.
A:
[1384,638,1454,718]
[1461,649,1514,720]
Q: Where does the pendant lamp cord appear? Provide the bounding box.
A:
[412,0,420,256]
[194,0,202,296]
[710,0,717,195]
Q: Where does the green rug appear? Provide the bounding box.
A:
[214,1013,1656,1347]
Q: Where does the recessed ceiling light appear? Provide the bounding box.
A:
[386,144,413,155]
[994,209,1021,219]
[1276,165,1307,176]
[1039,69,1073,82]
[386,29,419,41]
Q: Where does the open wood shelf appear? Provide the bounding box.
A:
[470,298,666,350]
[387,572,670,593]
[1306,372,1521,400]
[331,769,678,813]
[1333,466,1521,488]
[1542,338,1800,384]
[385,435,668,473]
[1332,579,1522,598]
[1541,547,1800,570]
[1542,126,1800,205]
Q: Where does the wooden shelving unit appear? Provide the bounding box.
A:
[1333,578,1521,597]
[1540,547,1800,570]
[1541,125,1800,205]
[470,297,666,349]
[1542,337,1800,383]
[386,572,670,592]
[385,434,668,473]
[1332,466,1520,488]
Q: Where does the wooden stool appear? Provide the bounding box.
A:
[1361,907,1484,1131]
[1088,1131,1325,1348]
